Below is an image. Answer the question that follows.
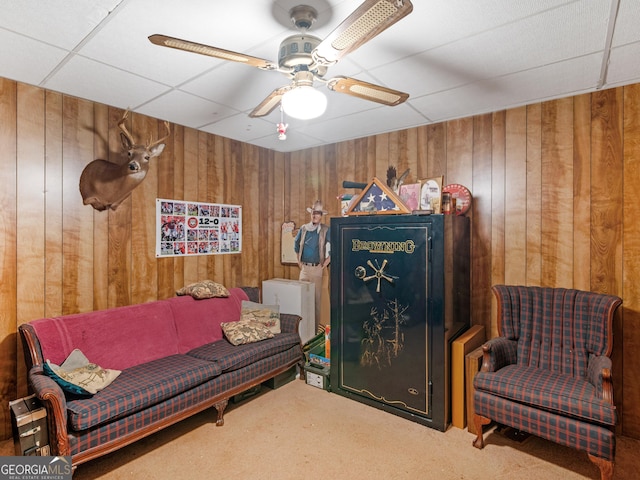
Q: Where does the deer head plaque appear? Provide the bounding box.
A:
[79,110,170,211]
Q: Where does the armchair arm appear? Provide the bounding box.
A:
[587,355,614,404]
[28,365,71,457]
[480,337,518,372]
[280,313,302,335]
[240,286,260,303]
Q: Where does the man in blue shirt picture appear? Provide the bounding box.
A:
[294,200,330,331]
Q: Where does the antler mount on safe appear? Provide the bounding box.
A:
[149,0,413,119]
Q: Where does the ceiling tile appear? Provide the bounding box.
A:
[0,28,68,86]
[606,41,640,87]
[0,0,120,50]
[180,62,290,112]
[137,89,238,128]
[295,103,427,144]
[373,0,611,100]
[250,129,326,152]
[43,55,169,109]
[410,53,602,122]
[612,0,640,47]
[78,0,290,87]
[199,113,278,143]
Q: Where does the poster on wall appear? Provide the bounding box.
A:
[156,198,242,257]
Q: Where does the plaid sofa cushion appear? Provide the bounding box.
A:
[474,364,616,426]
[187,333,301,373]
[66,354,222,431]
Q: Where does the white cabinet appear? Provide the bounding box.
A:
[262,278,315,344]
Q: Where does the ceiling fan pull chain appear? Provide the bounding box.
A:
[277,106,288,141]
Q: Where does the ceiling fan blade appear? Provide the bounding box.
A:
[249,86,292,118]
[327,76,408,106]
[312,0,413,65]
[149,34,277,70]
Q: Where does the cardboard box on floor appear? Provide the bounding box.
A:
[451,325,486,429]
[465,346,485,434]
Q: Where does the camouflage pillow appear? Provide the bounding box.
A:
[241,300,281,334]
[176,280,229,299]
[221,319,275,346]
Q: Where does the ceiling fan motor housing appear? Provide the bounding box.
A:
[279,34,326,75]
[289,5,318,30]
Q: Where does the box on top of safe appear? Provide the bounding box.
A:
[10,394,50,456]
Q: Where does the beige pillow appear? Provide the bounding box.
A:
[241,300,281,334]
[221,319,275,346]
[44,349,121,396]
[176,280,229,299]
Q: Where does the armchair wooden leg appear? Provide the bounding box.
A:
[472,413,491,449]
[588,454,613,480]
[214,399,228,426]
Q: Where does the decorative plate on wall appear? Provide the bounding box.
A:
[442,184,472,215]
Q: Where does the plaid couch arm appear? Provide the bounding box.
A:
[481,337,518,372]
[587,355,614,403]
[29,365,71,456]
[240,286,260,303]
[280,313,302,334]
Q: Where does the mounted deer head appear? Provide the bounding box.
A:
[79,110,170,211]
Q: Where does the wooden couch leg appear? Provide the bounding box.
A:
[214,399,228,426]
[472,413,491,449]
[588,454,614,480]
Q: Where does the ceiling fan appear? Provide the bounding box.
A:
[149,0,413,120]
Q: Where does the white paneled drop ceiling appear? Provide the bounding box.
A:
[1,0,639,152]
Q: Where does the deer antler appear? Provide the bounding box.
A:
[117,109,135,145]
[118,109,170,148]
[149,121,171,149]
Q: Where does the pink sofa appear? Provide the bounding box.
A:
[19,287,302,471]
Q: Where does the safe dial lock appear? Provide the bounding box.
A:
[355,259,397,293]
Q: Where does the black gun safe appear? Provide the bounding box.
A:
[330,214,470,431]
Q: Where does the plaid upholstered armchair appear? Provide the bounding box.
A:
[472,285,622,480]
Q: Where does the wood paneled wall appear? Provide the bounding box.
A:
[1,77,639,442]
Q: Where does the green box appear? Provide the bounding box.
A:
[231,385,261,404]
[304,362,330,391]
[263,365,297,389]
[308,343,324,357]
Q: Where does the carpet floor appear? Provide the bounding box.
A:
[4,378,640,479]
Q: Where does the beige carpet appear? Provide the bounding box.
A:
[6,379,640,479]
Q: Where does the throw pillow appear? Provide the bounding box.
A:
[221,319,275,346]
[43,349,121,396]
[241,300,281,334]
[176,280,229,299]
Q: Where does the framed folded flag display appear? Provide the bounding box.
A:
[345,177,411,215]
[156,198,242,257]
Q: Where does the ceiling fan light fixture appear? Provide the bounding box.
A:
[281,85,327,120]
